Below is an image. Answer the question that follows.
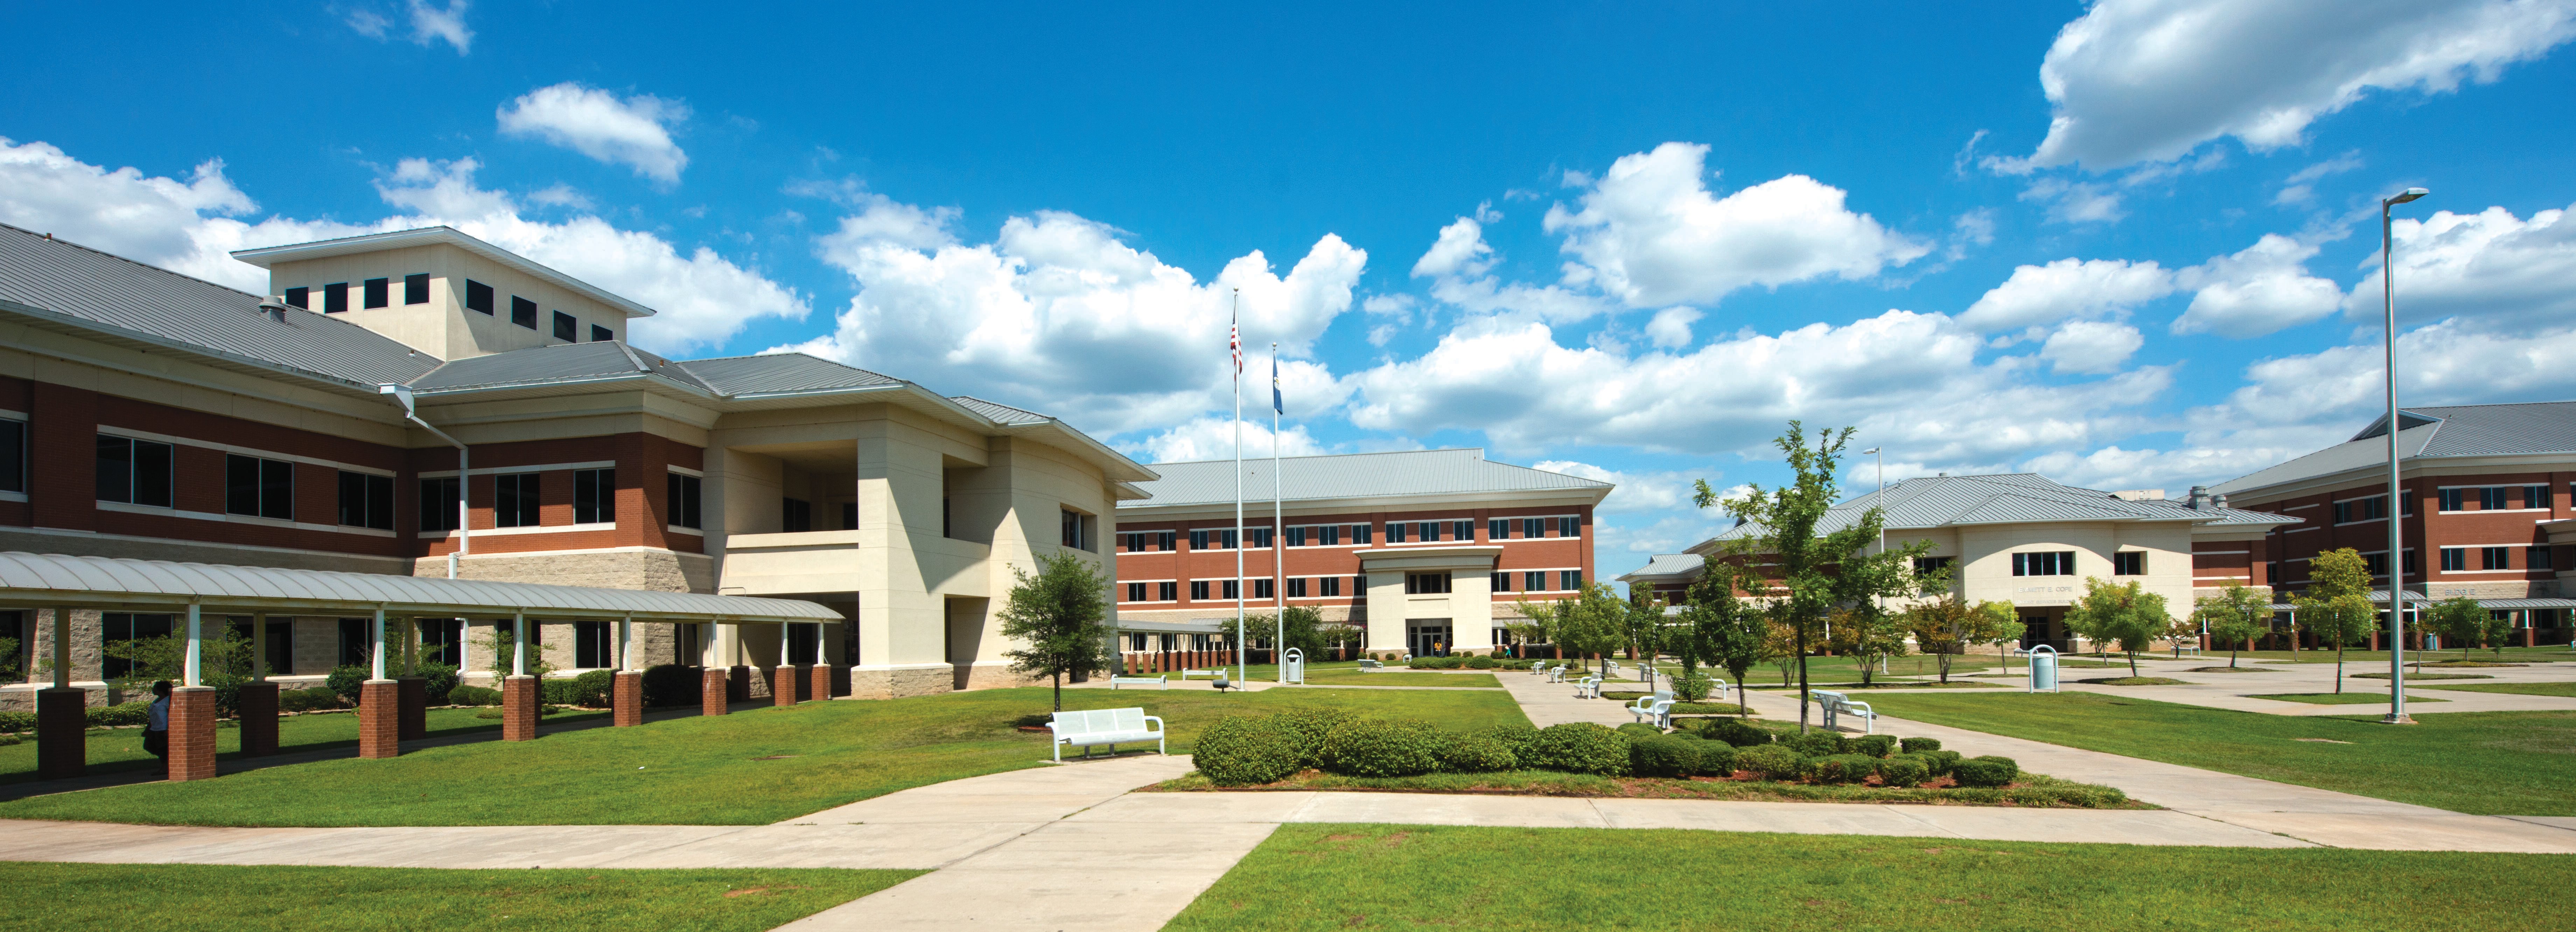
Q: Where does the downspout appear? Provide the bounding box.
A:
[381,384,469,578]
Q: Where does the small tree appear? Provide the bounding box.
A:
[2479,610,2515,658]
[483,623,557,681]
[1681,564,1773,713]
[1902,595,2014,684]
[1826,606,1910,686]
[1619,589,1670,666]
[2063,577,2172,678]
[2292,548,2379,693]
[997,552,1116,712]
[2427,596,2488,661]
[2192,581,2273,669]
[0,635,19,684]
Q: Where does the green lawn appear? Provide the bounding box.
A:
[1168,824,2576,932]
[2419,681,2576,698]
[2253,692,2448,705]
[0,707,608,785]
[2225,646,2576,665]
[0,862,915,932]
[1855,691,2576,814]
[1298,670,1501,687]
[0,685,1526,827]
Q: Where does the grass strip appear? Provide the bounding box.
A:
[1856,691,2576,815]
[1168,824,2576,932]
[0,862,915,932]
[2252,692,2447,705]
[0,707,608,785]
[1297,670,1501,687]
[1153,768,2139,808]
[2417,681,2576,698]
[0,684,1526,827]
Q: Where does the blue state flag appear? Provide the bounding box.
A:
[1271,355,1282,414]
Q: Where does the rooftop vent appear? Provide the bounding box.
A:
[257,297,292,323]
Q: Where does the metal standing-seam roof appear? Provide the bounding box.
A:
[0,552,840,622]
[0,223,439,389]
[950,396,1054,425]
[2214,402,2576,496]
[1617,553,1706,582]
[1121,448,1613,509]
[1709,473,2297,544]
[677,353,904,396]
[408,340,713,393]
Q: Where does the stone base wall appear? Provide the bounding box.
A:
[848,664,955,700]
[27,608,103,685]
[2191,585,2275,601]
[955,661,1042,691]
[415,549,715,594]
[2421,580,2558,600]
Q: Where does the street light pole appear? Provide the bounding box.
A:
[2381,186,2427,727]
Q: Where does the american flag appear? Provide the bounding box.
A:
[1229,320,1241,372]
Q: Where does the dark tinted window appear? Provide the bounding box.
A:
[0,418,22,494]
[97,435,173,507]
[420,476,460,531]
[337,471,395,530]
[573,468,615,524]
[782,497,812,532]
[323,282,350,313]
[284,287,309,309]
[666,473,702,529]
[363,277,390,309]
[511,296,538,329]
[552,311,577,341]
[590,324,614,342]
[465,280,495,314]
[575,621,610,668]
[102,613,174,680]
[495,473,540,527]
[403,273,429,304]
[338,617,371,667]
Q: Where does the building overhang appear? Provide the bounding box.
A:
[1356,545,1504,572]
[230,226,660,319]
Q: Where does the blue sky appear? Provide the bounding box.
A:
[6,1,2576,581]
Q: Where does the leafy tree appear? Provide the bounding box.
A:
[1694,421,1928,732]
[1619,588,1670,665]
[102,626,256,714]
[2479,609,2515,658]
[1536,582,1630,678]
[1825,606,1910,686]
[998,552,1116,711]
[1679,564,1772,713]
[2063,577,2173,678]
[1224,605,1332,662]
[484,622,557,681]
[2291,548,2379,693]
[1901,595,2017,683]
[0,636,18,684]
[2192,580,2273,669]
[2427,596,2489,661]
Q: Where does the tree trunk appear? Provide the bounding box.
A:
[2333,645,2344,694]
[1795,625,1811,733]
[2229,647,2239,668]
[1733,674,1748,716]
[1052,673,1063,711]
[2126,650,2138,678]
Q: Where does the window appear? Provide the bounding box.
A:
[1913,556,1954,576]
[324,282,350,313]
[1490,518,1509,539]
[575,621,611,668]
[1118,531,1144,552]
[336,471,394,530]
[1559,570,1583,591]
[1253,578,1274,600]
[666,473,702,529]
[2484,546,2513,571]
[591,324,614,343]
[1126,582,1148,602]
[95,435,174,507]
[1222,579,1241,600]
[1352,574,1367,594]
[573,468,615,524]
[1248,527,1274,548]
[1405,572,1451,594]
[2531,547,2554,571]
[842,502,857,530]
[1523,517,1544,538]
[1157,581,1177,601]
[225,454,294,520]
[1288,578,1308,598]
[420,476,460,531]
[337,617,372,668]
[1060,509,1095,550]
[1454,520,1475,541]
[1386,523,1408,543]
[1525,571,1547,591]
[1558,516,1580,538]
[1192,529,1232,550]
[2530,485,2553,510]
[1417,521,1441,542]
[510,296,538,329]
[419,619,461,666]
[102,613,174,680]
[266,619,295,674]
[1320,577,1342,597]
[2011,551,2076,576]
[404,273,429,305]
[552,311,577,341]
[465,280,495,315]
[2364,552,2390,577]
[0,417,22,494]
[782,497,812,533]
[1491,571,1511,592]
[2112,551,2146,576]
[1285,526,1307,546]
[495,473,541,528]
[284,287,309,309]
[363,277,390,309]
[2439,488,2463,512]
[2404,549,2420,575]
[1350,524,1372,545]
[2480,487,2511,510]
[2441,547,2467,572]
[1190,580,1210,601]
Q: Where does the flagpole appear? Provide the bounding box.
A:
[1273,342,1284,683]
[1232,290,1246,686]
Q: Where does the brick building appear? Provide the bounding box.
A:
[2212,402,2576,641]
[1110,449,1611,657]
[0,224,1152,707]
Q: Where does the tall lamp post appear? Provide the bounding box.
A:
[2381,186,2428,726]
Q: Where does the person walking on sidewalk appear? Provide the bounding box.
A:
[143,680,173,775]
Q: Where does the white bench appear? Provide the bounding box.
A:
[1628,690,1674,728]
[1573,675,1603,699]
[1179,669,1217,680]
[1109,675,1166,690]
[1810,690,1876,734]
[1046,707,1166,761]
[1357,659,1384,669]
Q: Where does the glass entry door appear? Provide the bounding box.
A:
[1409,623,1452,658]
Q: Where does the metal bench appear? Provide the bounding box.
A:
[1109,675,1167,690]
[1628,690,1675,728]
[1179,668,1217,680]
[1573,675,1603,699]
[1357,659,1384,670]
[1810,689,1876,734]
[1046,707,1166,761]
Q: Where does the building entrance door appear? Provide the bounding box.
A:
[1410,623,1452,658]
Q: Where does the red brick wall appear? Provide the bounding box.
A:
[2243,471,2574,588]
[414,432,705,557]
[1112,503,1595,611]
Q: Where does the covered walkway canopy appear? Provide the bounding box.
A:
[0,551,838,622]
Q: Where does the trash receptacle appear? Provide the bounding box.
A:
[1282,648,1304,685]
[2028,645,2060,693]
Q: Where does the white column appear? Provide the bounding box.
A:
[779,622,791,667]
[619,615,635,672]
[369,607,386,680]
[183,602,203,687]
[512,610,527,677]
[456,617,472,677]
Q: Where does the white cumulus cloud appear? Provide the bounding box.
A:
[2040,320,2146,374]
[1123,416,1328,464]
[2345,199,2576,330]
[498,83,691,184]
[1960,257,2175,332]
[2027,0,2576,170]
[2170,234,2344,337]
[1644,307,1702,348]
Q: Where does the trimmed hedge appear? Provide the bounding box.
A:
[1782,730,1842,757]
[1615,722,1663,740]
[1735,743,1802,780]
[445,685,502,707]
[1953,755,2021,788]
[1631,735,1703,778]
[1482,723,1542,765]
[89,700,152,728]
[1806,754,1879,785]
[413,662,461,705]
[1899,736,1943,754]
[326,665,369,703]
[1919,749,1963,777]
[280,686,342,712]
[1466,656,1496,669]
[1437,732,1520,772]
[1322,718,1447,778]
[1850,735,1897,758]
[1528,722,1632,776]
[640,664,701,707]
[1196,715,1306,785]
[1701,718,1772,747]
[1278,708,1358,768]
[0,710,35,733]
[1878,755,1931,787]
[1693,741,1739,776]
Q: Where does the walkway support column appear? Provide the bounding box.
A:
[612,614,643,727]
[36,607,82,780]
[359,606,400,759]
[773,621,798,707]
[701,619,730,717]
[396,616,426,742]
[169,601,220,781]
[807,622,833,701]
[240,610,278,757]
[503,610,538,741]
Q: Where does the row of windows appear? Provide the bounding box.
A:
[1116,570,1586,602]
[284,274,431,315]
[2004,551,2148,577]
[2438,485,2552,513]
[2438,546,2553,572]
[447,278,615,343]
[1118,516,1583,552]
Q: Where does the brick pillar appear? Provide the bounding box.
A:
[2526,628,2538,648]
[809,663,832,702]
[168,686,219,781]
[773,665,799,706]
[236,680,279,757]
[2369,631,2380,652]
[358,680,401,759]
[397,676,427,741]
[613,670,644,726]
[502,675,539,741]
[701,666,729,716]
[37,687,87,780]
